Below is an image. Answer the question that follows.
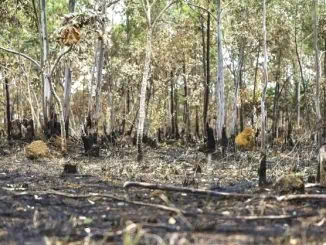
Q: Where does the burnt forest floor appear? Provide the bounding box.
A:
[0,140,325,245]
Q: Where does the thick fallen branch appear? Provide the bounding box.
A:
[124,181,255,199]
[5,189,188,215]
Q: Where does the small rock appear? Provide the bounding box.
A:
[273,174,304,194]
[24,140,49,159]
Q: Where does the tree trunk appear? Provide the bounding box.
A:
[314,0,322,182]
[63,0,76,138]
[261,0,268,151]
[216,0,225,141]
[252,48,260,127]
[174,80,179,139]
[93,4,107,130]
[40,0,51,128]
[5,78,11,141]
[183,58,190,140]
[203,10,210,136]
[137,28,152,161]
[272,49,282,140]
[170,72,175,136]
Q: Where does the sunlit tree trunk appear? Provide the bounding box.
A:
[216,0,225,140]
[203,8,211,136]
[39,0,51,128]
[93,4,107,130]
[252,48,260,127]
[313,0,322,182]
[261,0,268,151]
[137,27,152,161]
[313,0,321,145]
[63,0,76,138]
[137,0,175,161]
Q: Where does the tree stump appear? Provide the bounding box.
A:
[319,145,326,185]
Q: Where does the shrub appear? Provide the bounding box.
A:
[235,127,255,150]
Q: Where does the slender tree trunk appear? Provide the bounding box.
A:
[170,72,175,136]
[5,78,11,141]
[40,0,51,128]
[183,58,190,140]
[175,80,179,139]
[200,16,207,135]
[137,28,152,161]
[261,0,268,151]
[231,71,239,136]
[63,66,72,137]
[203,10,211,135]
[93,4,107,130]
[63,0,76,138]
[272,49,282,140]
[252,48,260,127]
[216,0,225,140]
[313,0,321,146]
[314,0,322,182]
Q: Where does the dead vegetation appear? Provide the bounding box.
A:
[0,139,325,244]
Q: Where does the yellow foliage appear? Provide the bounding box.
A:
[25,140,50,159]
[235,127,255,149]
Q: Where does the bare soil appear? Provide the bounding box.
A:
[0,141,325,245]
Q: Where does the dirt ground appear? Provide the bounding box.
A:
[0,140,325,245]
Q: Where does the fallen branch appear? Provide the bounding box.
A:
[123,181,255,199]
[232,213,317,221]
[6,189,188,215]
[277,194,326,201]
[124,181,326,202]
[305,183,326,188]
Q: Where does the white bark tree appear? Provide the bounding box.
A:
[137,0,176,161]
[63,0,76,138]
[261,0,268,151]
[39,0,52,127]
[216,0,225,141]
